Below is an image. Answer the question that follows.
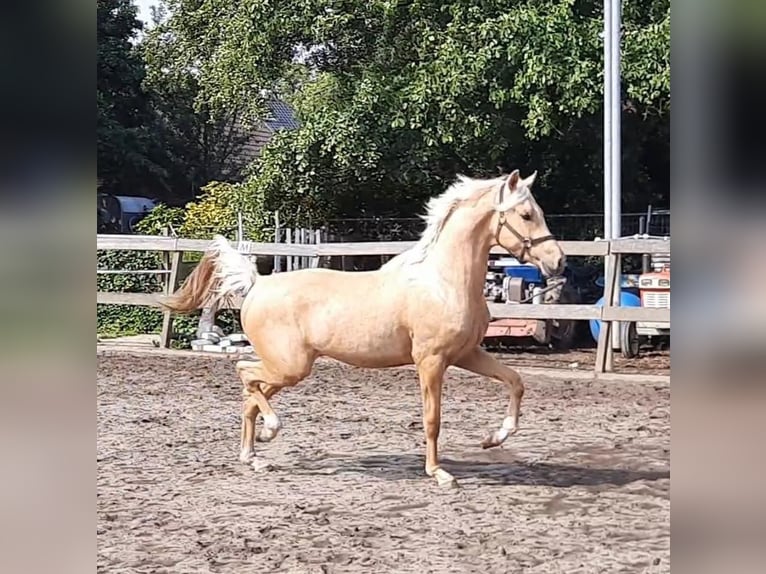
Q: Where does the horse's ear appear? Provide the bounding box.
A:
[521,171,537,189]
[506,170,521,191]
[496,169,521,211]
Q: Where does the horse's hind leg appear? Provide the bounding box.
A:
[239,382,280,463]
[235,356,313,464]
[454,347,524,449]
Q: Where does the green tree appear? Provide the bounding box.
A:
[98,0,260,203]
[141,3,255,203]
[133,0,671,223]
[97,0,165,196]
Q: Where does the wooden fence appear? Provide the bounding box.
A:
[97,234,670,373]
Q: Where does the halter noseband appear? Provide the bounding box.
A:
[494,206,556,264]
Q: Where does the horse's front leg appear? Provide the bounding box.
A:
[416,355,457,488]
[454,347,524,449]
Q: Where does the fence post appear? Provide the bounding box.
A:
[160,226,170,273]
[340,232,347,271]
[611,250,622,353]
[595,250,618,373]
[160,249,183,348]
[297,228,302,269]
[274,211,282,273]
[611,252,624,364]
[311,228,322,268]
[298,227,303,270]
[286,228,293,271]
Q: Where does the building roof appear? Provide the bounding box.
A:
[265,99,300,131]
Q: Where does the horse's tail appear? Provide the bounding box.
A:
[161,235,257,314]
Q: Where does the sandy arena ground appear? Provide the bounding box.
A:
[97,352,670,573]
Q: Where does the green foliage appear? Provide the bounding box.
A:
[97,247,243,343]
[135,180,273,240]
[97,249,165,337]
[98,0,263,203]
[154,0,669,220]
[134,204,185,235]
[100,0,669,219]
[97,0,166,196]
[179,181,271,240]
[141,5,255,203]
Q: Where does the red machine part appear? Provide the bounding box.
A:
[485,318,546,341]
[639,269,670,308]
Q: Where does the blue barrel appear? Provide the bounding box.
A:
[589,291,641,342]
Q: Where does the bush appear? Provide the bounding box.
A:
[134,204,185,235]
[98,181,267,344]
[97,250,244,344]
[97,249,165,338]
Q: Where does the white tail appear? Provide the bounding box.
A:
[209,235,257,300]
[161,235,257,313]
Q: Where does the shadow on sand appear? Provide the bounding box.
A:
[291,452,669,488]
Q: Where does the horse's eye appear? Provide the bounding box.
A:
[520,212,532,221]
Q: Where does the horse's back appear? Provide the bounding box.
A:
[241,268,415,367]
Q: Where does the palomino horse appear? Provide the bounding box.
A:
[164,170,564,487]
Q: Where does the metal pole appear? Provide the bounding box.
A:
[603,0,613,243]
[603,0,614,358]
[603,0,624,352]
[610,0,622,351]
[639,216,650,273]
[286,228,293,271]
[610,0,622,241]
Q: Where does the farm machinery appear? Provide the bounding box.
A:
[585,246,671,358]
[620,264,670,358]
[483,257,580,349]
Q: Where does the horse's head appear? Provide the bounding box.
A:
[491,170,565,277]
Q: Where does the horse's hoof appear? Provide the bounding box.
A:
[239,450,256,464]
[256,429,277,443]
[431,468,459,489]
[251,458,275,472]
[481,435,500,449]
[438,476,460,489]
[481,426,513,449]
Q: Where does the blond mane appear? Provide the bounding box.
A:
[385,175,507,267]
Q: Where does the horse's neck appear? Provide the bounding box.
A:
[427,215,492,298]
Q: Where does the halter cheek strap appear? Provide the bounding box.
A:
[495,210,556,263]
[495,179,556,262]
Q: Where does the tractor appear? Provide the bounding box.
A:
[483,257,580,349]
[620,264,670,358]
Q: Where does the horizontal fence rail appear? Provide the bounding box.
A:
[96,235,615,257]
[97,234,670,372]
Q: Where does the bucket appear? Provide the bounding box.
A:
[589,291,641,342]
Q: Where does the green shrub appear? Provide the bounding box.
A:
[98,178,276,344]
[98,187,257,344]
[134,204,185,235]
[97,249,163,338]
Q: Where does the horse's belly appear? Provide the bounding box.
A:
[314,315,413,368]
[246,270,415,367]
[325,347,412,369]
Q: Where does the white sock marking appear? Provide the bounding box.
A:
[262,414,281,430]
